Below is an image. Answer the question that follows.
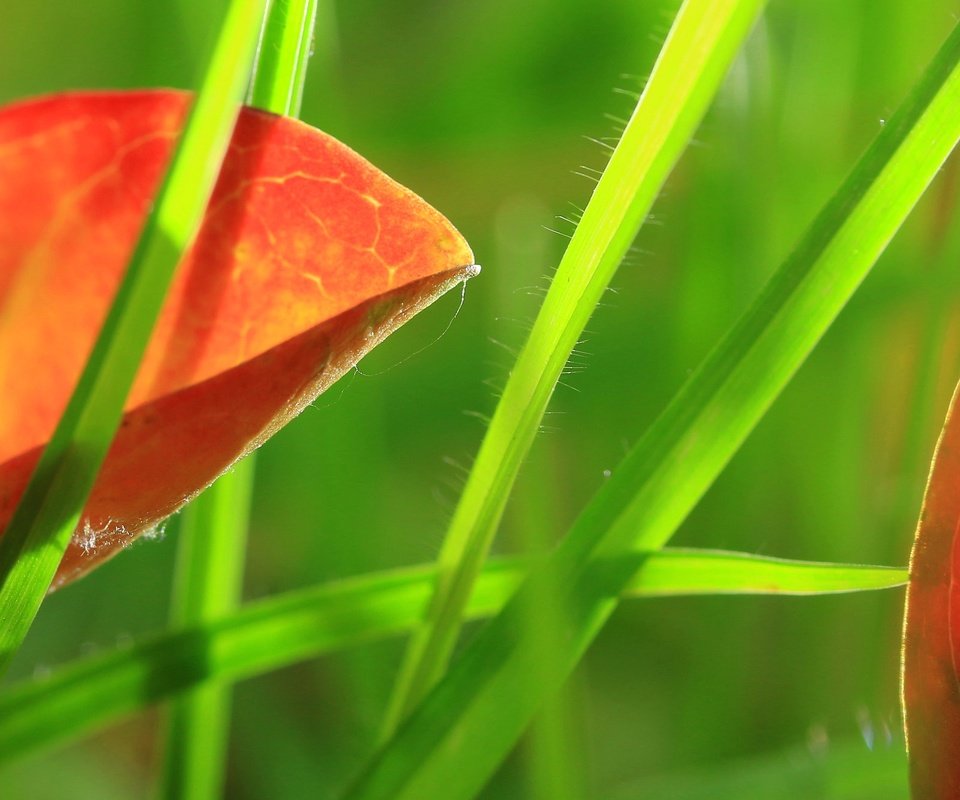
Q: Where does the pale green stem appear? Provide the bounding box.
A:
[158,462,255,800]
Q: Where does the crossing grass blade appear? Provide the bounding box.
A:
[0,549,904,765]
[381,0,769,740]
[0,0,268,675]
[345,16,960,800]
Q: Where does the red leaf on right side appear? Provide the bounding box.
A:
[903,382,960,798]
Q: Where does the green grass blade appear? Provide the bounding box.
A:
[158,462,255,800]
[381,0,768,739]
[636,549,907,596]
[249,0,319,116]
[0,549,904,765]
[517,470,585,799]
[345,18,960,800]
[157,2,318,797]
[0,0,268,676]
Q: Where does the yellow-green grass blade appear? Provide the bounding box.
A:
[381,0,768,739]
[346,17,960,800]
[249,0,319,116]
[0,549,903,764]
[0,0,268,675]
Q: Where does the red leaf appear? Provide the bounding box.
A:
[903,382,960,797]
[0,90,477,588]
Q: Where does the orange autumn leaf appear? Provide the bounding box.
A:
[0,90,477,589]
[903,381,960,798]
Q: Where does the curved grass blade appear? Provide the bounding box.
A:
[0,549,904,765]
[381,0,768,739]
[0,0,268,676]
[347,18,960,800]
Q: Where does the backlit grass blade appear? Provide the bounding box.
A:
[346,19,960,800]
[381,0,768,738]
[637,549,906,595]
[0,0,268,675]
[158,2,318,797]
[0,549,904,764]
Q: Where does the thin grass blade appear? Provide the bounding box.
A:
[0,549,904,765]
[346,17,960,800]
[381,0,768,738]
[158,461,254,800]
[0,0,268,674]
[249,0,319,115]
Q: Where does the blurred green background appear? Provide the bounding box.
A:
[2,0,959,797]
